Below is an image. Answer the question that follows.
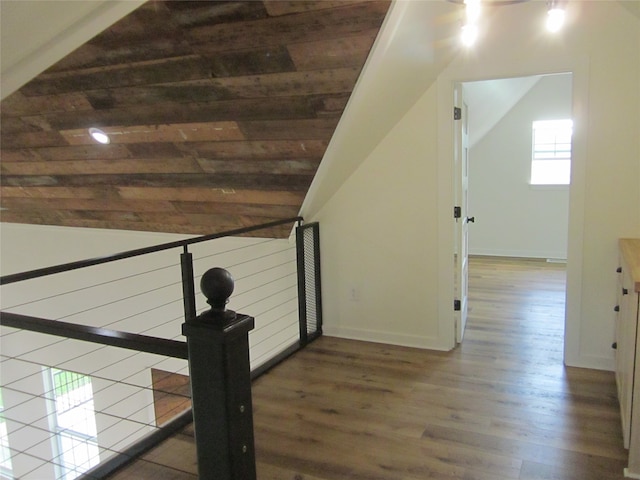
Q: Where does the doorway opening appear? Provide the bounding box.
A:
[455,73,573,344]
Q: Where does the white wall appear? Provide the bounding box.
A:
[442,1,640,370]
[467,74,573,259]
[313,85,447,349]
[306,1,640,370]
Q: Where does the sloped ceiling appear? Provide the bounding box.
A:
[464,75,541,148]
[620,0,640,20]
[301,0,461,217]
[0,0,391,238]
[0,1,145,99]
[4,0,614,238]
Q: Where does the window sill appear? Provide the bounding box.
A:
[529,184,570,190]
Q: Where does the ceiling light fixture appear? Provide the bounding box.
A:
[89,128,110,144]
[461,23,479,47]
[450,0,567,47]
[465,0,482,24]
[461,0,481,47]
[545,1,566,33]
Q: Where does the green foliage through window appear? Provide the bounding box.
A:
[52,369,91,397]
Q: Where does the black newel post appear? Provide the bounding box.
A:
[182,267,256,480]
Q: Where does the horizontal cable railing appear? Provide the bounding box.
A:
[1,333,192,479]
[0,218,301,286]
[0,217,322,480]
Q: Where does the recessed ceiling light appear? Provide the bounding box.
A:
[89,128,110,144]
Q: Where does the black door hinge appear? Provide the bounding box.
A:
[454,107,462,120]
[454,206,461,219]
[454,300,461,311]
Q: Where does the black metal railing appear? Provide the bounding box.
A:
[296,222,323,345]
[0,218,323,479]
[0,218,302,286]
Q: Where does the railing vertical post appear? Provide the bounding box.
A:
[295,224,309,346]
[180,246,196,322]
[182,267,256,480]
[311,223,323,337]
[296,222,323,345]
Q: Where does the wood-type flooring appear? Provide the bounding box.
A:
[109,256,628,479]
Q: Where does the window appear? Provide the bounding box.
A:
[46,369,99,480]
[531,119,573,185]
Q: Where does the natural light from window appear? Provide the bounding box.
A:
[46,369,99,480]
[531,119,572,185]
[0,389,13,480]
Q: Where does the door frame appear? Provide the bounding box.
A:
[436,58,589,365]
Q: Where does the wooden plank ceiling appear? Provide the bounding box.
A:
[0,0,391,238]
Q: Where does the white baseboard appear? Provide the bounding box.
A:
[323,325,451,351]
[624,468,640,479]
[564,353,614,372]
[469,247,566,260]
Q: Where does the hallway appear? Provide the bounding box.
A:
[111,257,627,479]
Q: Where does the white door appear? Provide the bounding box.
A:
[454,84,471,343]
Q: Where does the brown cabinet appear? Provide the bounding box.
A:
[615,238,640,477]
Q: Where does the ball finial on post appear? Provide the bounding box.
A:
[197,267,236,324]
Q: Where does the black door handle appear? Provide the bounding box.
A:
[466,216,475,223]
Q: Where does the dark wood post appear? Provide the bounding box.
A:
[182,267,256,480]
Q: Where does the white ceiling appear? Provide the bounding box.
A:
[463,75,542,148]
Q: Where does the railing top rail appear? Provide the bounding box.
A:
[0,216,303,286]
[0,312,188,359]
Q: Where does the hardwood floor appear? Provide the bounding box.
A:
[109,256,627,479]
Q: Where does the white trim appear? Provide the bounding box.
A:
[567,354,614,372]
[323,327,450,351]
[624,468,640,479]
[469,248,568,260]
[562,55,590,368]
[529,184,570,191]
[437,77,457,350]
